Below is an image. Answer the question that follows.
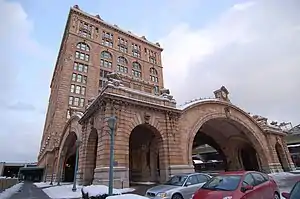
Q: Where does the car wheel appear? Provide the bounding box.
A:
[274,192,280,199]
[172,193,183,199]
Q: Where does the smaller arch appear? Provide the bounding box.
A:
[117,56,128,65]
[100,51,112,60]
[76,42,90,52]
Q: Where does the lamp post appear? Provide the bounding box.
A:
[108,116,117,196]
[72,140,81,192]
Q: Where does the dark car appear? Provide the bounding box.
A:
[192,171,280,199]
[281,180,300,199]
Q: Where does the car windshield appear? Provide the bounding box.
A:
[290,182,300,199]
[165,175,188,186]
[201,175,242,191]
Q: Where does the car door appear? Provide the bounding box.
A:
[182,175,201,199]
[195,174,210,188]
[241,173,259,199]
[251,172,271,199]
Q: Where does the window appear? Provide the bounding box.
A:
[102,31,113,40]
[79,30,91,38]
[76,42,90,52]
[68,96,74,105]
[75,51,89,62]
[290,181,300,199]
[154,86,159,94]
[74,62,88,73]
[202,175,242,191]
[117,65,128,73]
[72,73,87,84]
[196,174,210,183]
[252,173,267,186]
[186,175,199,186]
[100,59,112,68]
[102,39,113,48]
[74,97,79,106]
[117,56,127,65]
[132,43,141,58]
[150,67,158,83]
[70,85,75,93]
[79,98,85,107]
[100,69,111,78]
[118,37,127,45]
[132,62,142,78]
[81,87,86,95]
[242,174,255,187]
[75,85,81,94]
[119,46,128,53]
[66,110,71,119]
[101,51,112,60]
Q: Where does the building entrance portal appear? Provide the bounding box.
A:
[240,145,259,171]
[129,124,162,184]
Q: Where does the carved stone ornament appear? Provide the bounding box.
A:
[224,107,231,118]
[144,112,151,124]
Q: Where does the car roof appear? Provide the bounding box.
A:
[218,171,250,176]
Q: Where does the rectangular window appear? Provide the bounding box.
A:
[73,63,78,70]
[74,62,88,73]
[77,74,82,82]
[81,87,86,95]
[75,85,81,94]
[74,97,79,106]
[85,54,89,62]
[79,98,85,107]
[70,84,75,93]
[83,65,88,73]
[78,64,83,72]
[72,73,76,81]
[79,53,85,60]
[75,52,80,59]
[83,76,87,84]
[68,96,74,105]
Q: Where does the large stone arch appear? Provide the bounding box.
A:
[55,112,83,182]
[179,100,270,172]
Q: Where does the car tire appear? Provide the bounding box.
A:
[172,193,184,199]
[274,192,280,199]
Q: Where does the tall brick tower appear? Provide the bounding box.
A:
[38,5,164,164]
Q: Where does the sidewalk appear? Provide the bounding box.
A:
[9,182,51,199]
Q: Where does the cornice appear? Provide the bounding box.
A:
[70,7,163,51]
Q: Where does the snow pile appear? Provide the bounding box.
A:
[0,183,23,199]
[107,194,148,199]
[269,172,295,178]
[43,184,83,199]
[43,184,135,199]
[82,185,135,197]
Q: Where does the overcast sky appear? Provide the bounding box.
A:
[0,0,299,162]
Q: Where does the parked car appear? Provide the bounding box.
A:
[192,171,280,199]
[145,173,212,199]
[281,180,300,199]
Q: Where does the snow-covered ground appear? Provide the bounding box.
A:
[0,183,23,199]
[42,184,135,199]
[33,182,71,188]
[107,194,148,199]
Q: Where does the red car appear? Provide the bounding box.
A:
[192,171,280,199]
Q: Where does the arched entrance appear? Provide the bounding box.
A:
[83,128,98,185]
[189,115,267,172]
[61,131,77,182]
[129,124,163,184]
[275,142,289,171]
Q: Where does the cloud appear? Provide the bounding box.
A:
[160,0,300,124]
[0,0,47,162]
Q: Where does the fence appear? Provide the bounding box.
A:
[0,178,19,192]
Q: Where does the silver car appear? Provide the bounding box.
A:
[145,173,212,199]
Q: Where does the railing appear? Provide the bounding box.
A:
[0,177,19,193]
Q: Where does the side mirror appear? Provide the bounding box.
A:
[281,192,290,199]
[241,185,253,193]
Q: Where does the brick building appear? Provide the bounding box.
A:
[38,5,295,187]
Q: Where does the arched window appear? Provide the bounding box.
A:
[101,51,112,60]
[117,56,128,65]
[100,51,112,68]
[132,62,142,78]
[76,42,90,52]
[150,67,158,83]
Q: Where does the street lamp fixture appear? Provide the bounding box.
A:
[72,140,82,192]
[107,116,117,196]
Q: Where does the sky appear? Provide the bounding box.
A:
[0,0,299,162]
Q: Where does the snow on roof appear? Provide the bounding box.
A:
[193,160,204,164]
[177,98,220,110]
